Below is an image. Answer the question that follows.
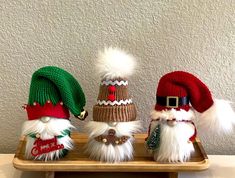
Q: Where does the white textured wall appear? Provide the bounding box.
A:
[0,0,234,154]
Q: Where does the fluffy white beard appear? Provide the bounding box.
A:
[85,120,141,163]
[150,109,195,162]
[152,122,195,163]
[22,117,75,161]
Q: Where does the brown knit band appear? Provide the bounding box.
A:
[93,104,137,122]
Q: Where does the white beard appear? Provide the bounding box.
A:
[153,122,195,162]
[22,117,75,161]
[85,120,141,163]
[150,109,195,162]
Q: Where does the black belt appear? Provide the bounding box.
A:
[156,96,189,108]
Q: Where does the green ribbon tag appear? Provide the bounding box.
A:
[28,129,70,139]
[146,124,161,150]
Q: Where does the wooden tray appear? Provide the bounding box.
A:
[13,133,209,178]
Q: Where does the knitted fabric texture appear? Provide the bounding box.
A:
[155,71,214,112]
[26,66,86,120]
[93,78,137,122]
[93,48,137,122]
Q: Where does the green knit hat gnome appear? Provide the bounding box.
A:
[25,66,88,120]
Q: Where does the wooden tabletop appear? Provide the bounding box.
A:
[13,133,209,172]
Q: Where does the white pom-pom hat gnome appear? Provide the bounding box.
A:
[85,47,141,162]
[146,71,235,162]
[22,66,88,161]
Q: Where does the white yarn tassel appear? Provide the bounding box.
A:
[199,99,235,134]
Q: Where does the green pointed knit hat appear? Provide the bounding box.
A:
[26,66,87,120]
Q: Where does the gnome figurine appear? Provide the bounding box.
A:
[85,47,141,162]
[146,71,235,162]
[22,66,88,161]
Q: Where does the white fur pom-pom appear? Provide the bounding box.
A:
[198,99,235,134]
[97,47,136,79]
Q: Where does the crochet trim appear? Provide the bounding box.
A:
[25,101,70,120]
[100,80,128,86]
[97,99,132,106]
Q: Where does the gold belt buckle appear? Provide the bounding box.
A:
[166,96,179,108]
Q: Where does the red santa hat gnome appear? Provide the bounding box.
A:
[85,47,141,162]
[147,71,235,162]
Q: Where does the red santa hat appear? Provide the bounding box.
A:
[151,71,235,133]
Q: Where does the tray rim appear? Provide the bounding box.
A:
[13,134,209,172]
